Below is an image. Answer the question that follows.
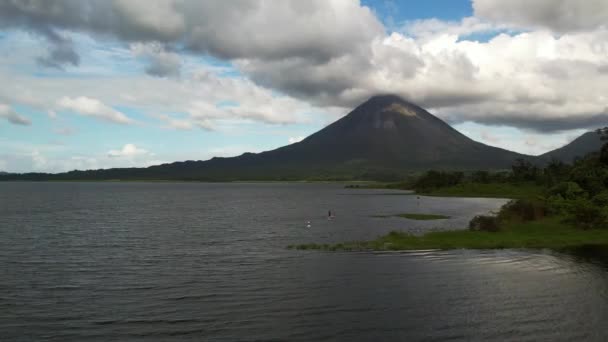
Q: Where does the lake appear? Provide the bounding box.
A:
[1,182,608,341]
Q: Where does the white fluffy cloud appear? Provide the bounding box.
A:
[403,16,504,38]
[367,30,608,131]
[0,104,31,126]
[1,0,607,143]
[288,136,304,144]
[0,61,321,131]
[107,144,149,158]
[0,141,163,173]
[57,96,134,124]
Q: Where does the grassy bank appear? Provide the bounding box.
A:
[418,182,544,199]
[308,148,608,252]
[373,213,450,220]
[288,217,608,251]
[347,180,544,199]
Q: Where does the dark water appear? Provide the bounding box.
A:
[1,182,608,341]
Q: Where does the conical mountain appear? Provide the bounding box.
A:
[2,95,531,181]
[147,95,528,179]
[264,94,525,168]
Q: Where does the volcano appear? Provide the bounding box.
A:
[2,95,532,181]
[262,94,526,169]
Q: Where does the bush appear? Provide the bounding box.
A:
[498,199,548,222]
[600,143,608,166]
[568,161,608,196]
[469,215,500,232]
[511,158,540,182]
[414,170,464,191]
[592,191,608,207]
[471,171,490,183]
[542,159,571,186]
[565,197,608,230]
[548,181,586,200]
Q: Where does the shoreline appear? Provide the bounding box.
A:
[288,217,608,252]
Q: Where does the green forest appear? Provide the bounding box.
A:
[290,129,608,251]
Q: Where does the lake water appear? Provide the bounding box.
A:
[1,182,608,341]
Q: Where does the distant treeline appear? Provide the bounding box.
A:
[403,128,608,230]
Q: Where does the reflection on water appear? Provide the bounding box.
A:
[562,244,608,270]
[1,182,607,341]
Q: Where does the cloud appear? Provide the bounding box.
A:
[131,42,181,77]
[403,16,504,38]
[248,27,608,132]
[35,28,79,69]
[57,96,134,124]
[454,122,588,155]
[0,0,383,64]
[156,114,194,130]
[473,0,608,32]
[53,127,76,136]
[288,136,304,144]
[0,140,164,172]
[0,104,31,125]
[1,0,608,135]
[107,143,149,158]
[208,145,264,158]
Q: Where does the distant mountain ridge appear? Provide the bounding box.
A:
[1,95,605,181]
[540,131,605,163]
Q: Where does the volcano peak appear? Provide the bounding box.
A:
[381,102,418,117]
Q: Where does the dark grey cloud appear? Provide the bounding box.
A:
[131,42,181,77]
[35,28,79,69]
[0,104,31,125]
[473,0,608,32]
[243,56,370,103]
[1,0,608,135]
[145,59,179,77]
[0,0,384,64]
[480,114,608,133]
[240,41,425,109]
[441,107,608,133]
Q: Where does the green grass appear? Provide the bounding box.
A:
[287,217,608,251]
[373,213,450,220]
[419,182,544,199]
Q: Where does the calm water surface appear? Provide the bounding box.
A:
[1,182,608,341]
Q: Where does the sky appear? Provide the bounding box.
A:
[1,0,607,173]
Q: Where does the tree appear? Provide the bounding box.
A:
[543,158,570,186]
[598,127,608,165]
[595,127,608,140]
[511,158,539,182]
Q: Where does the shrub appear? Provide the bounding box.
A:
[601,143,608,166]
[568,162,608,196]
[542,159,571,186]
[592,191,608,207]
[469,215,500,232]
[471,171,490,183]
[547,195,569,216]
[511,158,539,182]
[414,170,464,191]
[498,199,548,222]
[564,198,608,230]
[548,181,586,200]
